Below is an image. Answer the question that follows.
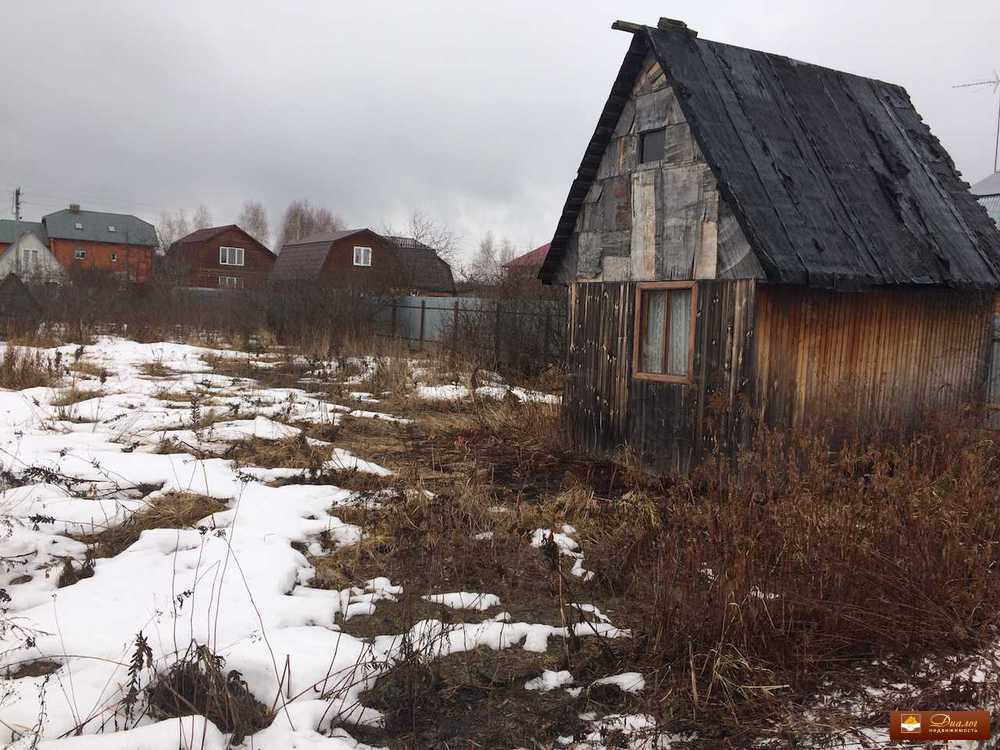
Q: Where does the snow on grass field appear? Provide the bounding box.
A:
[0,337,652,749]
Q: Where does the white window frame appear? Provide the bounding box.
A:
[111,252,118,262]
[219,246,245,266]
[74,248,87,260]
[353,246,372,267]
[74,222,83,230]
[108,225,117,233]
[218,275,243,289]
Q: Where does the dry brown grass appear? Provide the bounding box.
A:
[569,415,1000,741]
[72,492,226,558]
[0,346,60,389]
[51,386,107,406]
[69,360,108,380]
[140,361,172,378]
[225,434,329,470]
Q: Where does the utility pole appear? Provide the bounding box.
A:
[12,186,21,275]
[954,71,1000,174]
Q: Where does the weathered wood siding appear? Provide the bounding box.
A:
[566,281,993,473]
[564,278,756,473]
[753,286,993,430]
[549,53,761,285]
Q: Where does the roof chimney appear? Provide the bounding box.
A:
[68,203,80,213]
[657,17,697,37]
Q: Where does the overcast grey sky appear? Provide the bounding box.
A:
[1,1,998,265]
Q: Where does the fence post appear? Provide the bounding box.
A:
[543,308,551,363]
[419,299,426,346]
[493,299,501,367]
[452,299,459,352]
[390,299,397,339]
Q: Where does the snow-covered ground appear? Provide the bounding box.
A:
[0,338,652,749]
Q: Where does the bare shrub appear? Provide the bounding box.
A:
[581,413,1000,735]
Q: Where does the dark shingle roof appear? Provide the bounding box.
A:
[0,221,46,245]
[387,236,455,294]
[540,24,1000,289]
[43,208,158,247]
[271,229,371,282]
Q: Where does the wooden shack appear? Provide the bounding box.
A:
[539,18,1000,474]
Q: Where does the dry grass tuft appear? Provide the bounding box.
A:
[73,492,226,558]
[51,386,106,406]
[69,360,108,380]
[0,346,60,389]
[225,434,329,470]
[147,644,272,743]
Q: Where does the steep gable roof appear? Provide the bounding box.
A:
[972,172,1000,198]
[168,225,275,257]
[505,243,550,269]
[43,208,157,247]
[0,221,46,245]
[540,22,1000,289]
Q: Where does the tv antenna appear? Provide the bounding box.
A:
[954,70,1000,174]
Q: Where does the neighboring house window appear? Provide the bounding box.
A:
[353,246,372,267]
[74,222,83,230]
[108,225,117,232]
[111,252,118,262]
[219,246,245,266]
[74,248,87,260]
[640,127,666,163]
[218,275,243,289]
[27,248,39,267]
[633,282,697,383]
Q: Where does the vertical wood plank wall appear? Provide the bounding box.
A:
[564,279,756,473]
[753,286,993,430]
[565,281,993,473]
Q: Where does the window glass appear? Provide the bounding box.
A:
[640,128,666,163]
[635,284,695,381]
[667,289,692,376]
[640,289,667,373]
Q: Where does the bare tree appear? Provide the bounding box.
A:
[465,231,500,284]
[237,200,271,247]
[156,209,191,252]
[405,210,460,263]
[275,200,344,250]
[192,204,213,230]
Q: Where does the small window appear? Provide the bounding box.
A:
[633,282,696,383]
[640,128,666,163]
[74,222,83,230]
[353,246,372,267]
[219,246,245,266]
[108,225,117,232]
[74,248,87,260]
[111,252,118,262]
[218,275,243,289]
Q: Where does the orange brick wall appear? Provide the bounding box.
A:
[49,239,154,283]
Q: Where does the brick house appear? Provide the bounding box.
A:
[42,205,158,282]
[166,225,275,289]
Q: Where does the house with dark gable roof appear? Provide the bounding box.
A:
[271,228,454,295]
[540,18,1000,474]
[971,172,1000,226]
[43,205,157,282]
[166,225,275,289]
[0,205,158,283]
